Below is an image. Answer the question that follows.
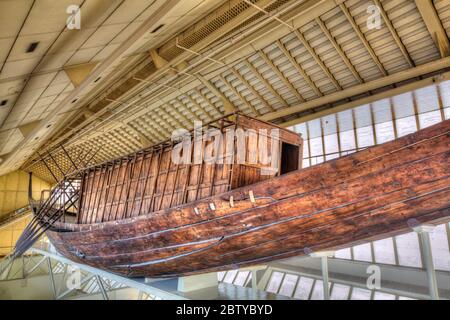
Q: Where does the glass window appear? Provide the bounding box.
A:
[245,272,252,286]
[415,85,439,113]
[396,116,418,137]
[337,110,353,132]
[266,271,284,293]
[217,271,226,281]
[351,287,372,300]
[356,126,375,148]
[354,105,372,128]
[393,92,414,119]
[441,81,450,120]
[373,291,396,300]
[419,110,442,128]
[310,280,325,300]
[429,224,450,271]
[302,142,310,168]
[223,270,238,283]
[372,99,392,124]
[339,130,356,152]
[395,232,422,268]
[234,271,250,286]
[353,243,372,262]
[307,119,322,139]
[375,121,395,143]
[309,137,324,164]
[330,283,350,300]
[322,114,337,136]
[278,273,298,297]
[293,277,314,300]
[373,238,396,265]
[335,248,352,260]
[324,133,339,160]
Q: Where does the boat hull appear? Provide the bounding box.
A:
[46,120,450,277]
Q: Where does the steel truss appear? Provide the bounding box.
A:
[0,241,186,300]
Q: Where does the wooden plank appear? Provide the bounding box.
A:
[47,119,449,277]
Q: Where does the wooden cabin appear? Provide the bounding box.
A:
[77,114,303,224]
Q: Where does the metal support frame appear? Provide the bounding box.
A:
[96,275,109,300]
[251,270,258,299]
[321,256,330,300]
[310,251,334,300]
[1,242,189,300]
[47,257,57,299]
[414,225,440,300]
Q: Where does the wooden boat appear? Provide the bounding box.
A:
[15,114,450,278]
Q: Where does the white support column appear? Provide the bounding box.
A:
[252,270,258,299]
[414,225,439,300]
[47,258,57,299]
[310,251,335,300]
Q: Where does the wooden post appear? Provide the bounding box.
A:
[137,151,154,216]
[157,143,174,211]
[128,152,146,218]
[147,148,164,213]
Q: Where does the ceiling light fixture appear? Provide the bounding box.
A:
[26,42,39,53]
[151,24,165,33]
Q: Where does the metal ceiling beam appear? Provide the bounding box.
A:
[35,0,323,155]
[260,56,450,123]
[245,60,288,107]
[258,51,305,103]
[21,0,332,167]
[219,75,255,115]
[373,0,415,68]
[166,102,192,128]
[185,93,214,121]
[339,2,388,77]
[159,106,184,130]
[2,0,181,157]
[279,69,450,128]
[175,98,201,122]
[293,29,341,90]
[276,39,323,97]
[134,118,165,142]
[197,74,237,114]
[193,89,223,116]
[230,68,272,112]
[125,124,154,149]
[415,0,450,58]
[27,247,187,300]
[314,17,363,84]
[269,256,450,300]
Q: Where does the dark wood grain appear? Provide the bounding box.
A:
[45,118,450,278]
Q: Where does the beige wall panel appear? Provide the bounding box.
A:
[0,170,51,217]
[0,215,32,256]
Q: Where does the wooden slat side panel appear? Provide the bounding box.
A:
[78,115,303,223]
